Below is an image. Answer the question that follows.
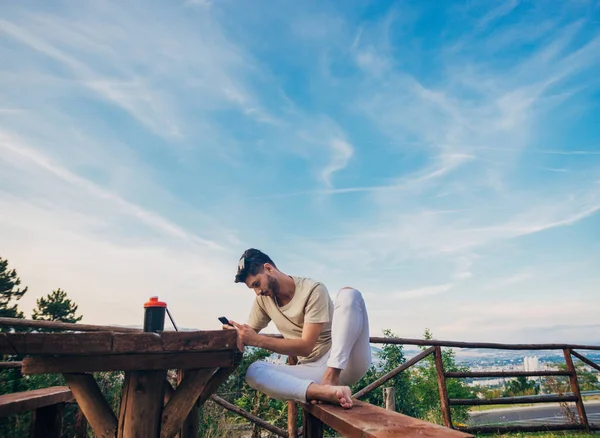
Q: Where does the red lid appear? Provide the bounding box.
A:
[144,296,167,308]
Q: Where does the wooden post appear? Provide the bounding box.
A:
[287,355,298,438]
[74,406,89,438]
[119,370,167,438]
[177,370,200,438]
[384,387,396,411]
[434,346,453,428]
[563,348,589,429]
[30,403,63,438]
[64,373,118,438]
[161,368,215,438]
[302,407,323,438]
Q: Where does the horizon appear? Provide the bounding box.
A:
[1,0,599,344]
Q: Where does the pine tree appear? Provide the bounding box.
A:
[0,257,27,320]
[32,288,82,323]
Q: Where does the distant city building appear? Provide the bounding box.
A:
[523,356,539,372]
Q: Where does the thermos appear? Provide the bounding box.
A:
[143,296,166,332]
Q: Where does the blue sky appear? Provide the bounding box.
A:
[1,0,599,344]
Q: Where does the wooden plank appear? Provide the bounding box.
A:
[211,395,289,437]
[112,332,164,353]
[572,350,600,372]
[119,370,166,438]
[63,373,118,438]
[564,348,589,428]
[1,330,241,355]
[434,346,453,429]
[160,330,241,352]
[30,403,63,438]
[161,369,216,438]
[0,335,18,355]
[22,351,237,374]
[303,400,473,437]
[353,347,435,399]
[0,361,22,369]
[0,316,140,332]
[446,370,572,378]
[449,395,579,405]
[0,386,73,417]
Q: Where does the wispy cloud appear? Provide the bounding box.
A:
[392,284,454,301]
[321,138,354,187]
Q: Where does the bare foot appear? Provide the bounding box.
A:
[306,383,353,409]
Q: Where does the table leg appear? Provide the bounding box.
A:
[118,370,167,438]
[63,373,118,438]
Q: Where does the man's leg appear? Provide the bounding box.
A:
[245,358,352,407]
[322,287,371,387]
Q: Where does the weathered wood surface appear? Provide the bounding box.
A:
[119,370,166,438]
[384,387,396,411]
[0,330,241,355]
[571,349,600,372]
[287,355,299,438]
[353,347,435,399]
[434,346,453,429]
[30,403,63,438]
[211,395,289,438]
[450,395,579,405]
[0,386,73,418]
[22,351,238,374]
[564,348,589,428]
[303,400,474,437]
[196,366,239,407]
[446,370,572,378]
[0,361,22,369]
[302,406,323,438]
[0,316,140,332]
[64,373,118,438]
[161,368,215,438]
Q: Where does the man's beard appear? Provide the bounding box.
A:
[267,275,280,299]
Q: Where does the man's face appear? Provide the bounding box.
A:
[244,268,280,299]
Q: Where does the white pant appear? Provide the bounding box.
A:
[245,287,371,403]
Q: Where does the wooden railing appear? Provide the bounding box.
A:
[2,317,600,437]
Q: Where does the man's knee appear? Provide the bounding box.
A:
[245,361,269,389]
[335,287,363,307]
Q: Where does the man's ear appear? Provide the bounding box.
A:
[263,262,274,273]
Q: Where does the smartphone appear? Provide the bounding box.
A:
[218,316,233,327]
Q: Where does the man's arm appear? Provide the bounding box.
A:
[230,320,323,358]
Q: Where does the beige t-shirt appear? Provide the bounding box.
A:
[247,276,333,364]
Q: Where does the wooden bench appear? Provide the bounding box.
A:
[302,399,475,438]
[0,386,74,438]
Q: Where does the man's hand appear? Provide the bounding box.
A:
[229,320,259,347]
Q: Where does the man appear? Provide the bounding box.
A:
[225,248,371,409]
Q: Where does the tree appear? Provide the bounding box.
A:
[410,328,474,425]
[351,329,418,417]
[503,375,538,397]
[31,288,82,323]
[0,257,27,320]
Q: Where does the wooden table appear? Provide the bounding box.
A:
[0,330,243,438]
